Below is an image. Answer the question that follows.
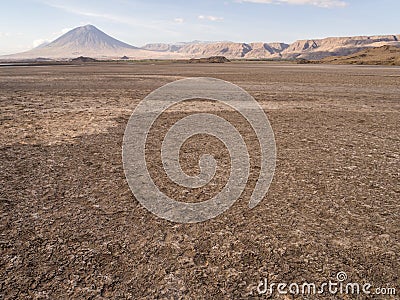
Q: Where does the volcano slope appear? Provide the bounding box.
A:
[1,62,399,299]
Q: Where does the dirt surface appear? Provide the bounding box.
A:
[1,62,399,299]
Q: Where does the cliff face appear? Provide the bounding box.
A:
[141,35,399,60]
[141,42,290,59]
[245,43,289,58]
[177,42,253,58]
[280,35,400,59]
[321,45,400,66]
[141,43,183,52]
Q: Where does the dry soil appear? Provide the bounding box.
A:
[0,62,399,299]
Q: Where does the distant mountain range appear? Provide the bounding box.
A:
[1,25,399,61]
[146,36,400,60]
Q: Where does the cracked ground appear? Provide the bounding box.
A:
[0,62,399,299]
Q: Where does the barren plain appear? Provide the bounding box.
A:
[1,62,399,299]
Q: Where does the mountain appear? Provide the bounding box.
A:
[1,25,180,60]
[245,42,289,58]
[46,24,138,51]
[178,42,253,58]
[142,43,183,52]
[141,41,229,53]
[281,35,400,59]
[321,45,400,66]
[1,25,399,61]
[141,41,290,59]
[140,35,399,60]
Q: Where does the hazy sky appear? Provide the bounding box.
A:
[0,0,399,55]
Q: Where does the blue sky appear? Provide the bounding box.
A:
[0,0,399,54]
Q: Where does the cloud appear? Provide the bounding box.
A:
[198,15,224,21]
[41,1,179,35]
[0,32,12,38]
[32,27,74,49]
[32,39,49,48]
[238,0,348,8]
[61,27,73,34]
[174,18,184,24]
[51,27,73,35]
[44,2,129,23]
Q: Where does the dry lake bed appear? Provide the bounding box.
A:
[1,62,399,299]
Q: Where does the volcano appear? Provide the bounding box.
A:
[45,25,138,52]
[1,25,179,60]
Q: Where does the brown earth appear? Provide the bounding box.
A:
[321,45,400,66]
[0,62,399,299]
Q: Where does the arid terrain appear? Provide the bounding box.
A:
[1,62,399,299]
[321,45,400,66]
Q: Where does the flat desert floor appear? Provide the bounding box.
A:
[1,62,399,299]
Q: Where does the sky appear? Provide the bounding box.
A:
[0,0,399,55]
